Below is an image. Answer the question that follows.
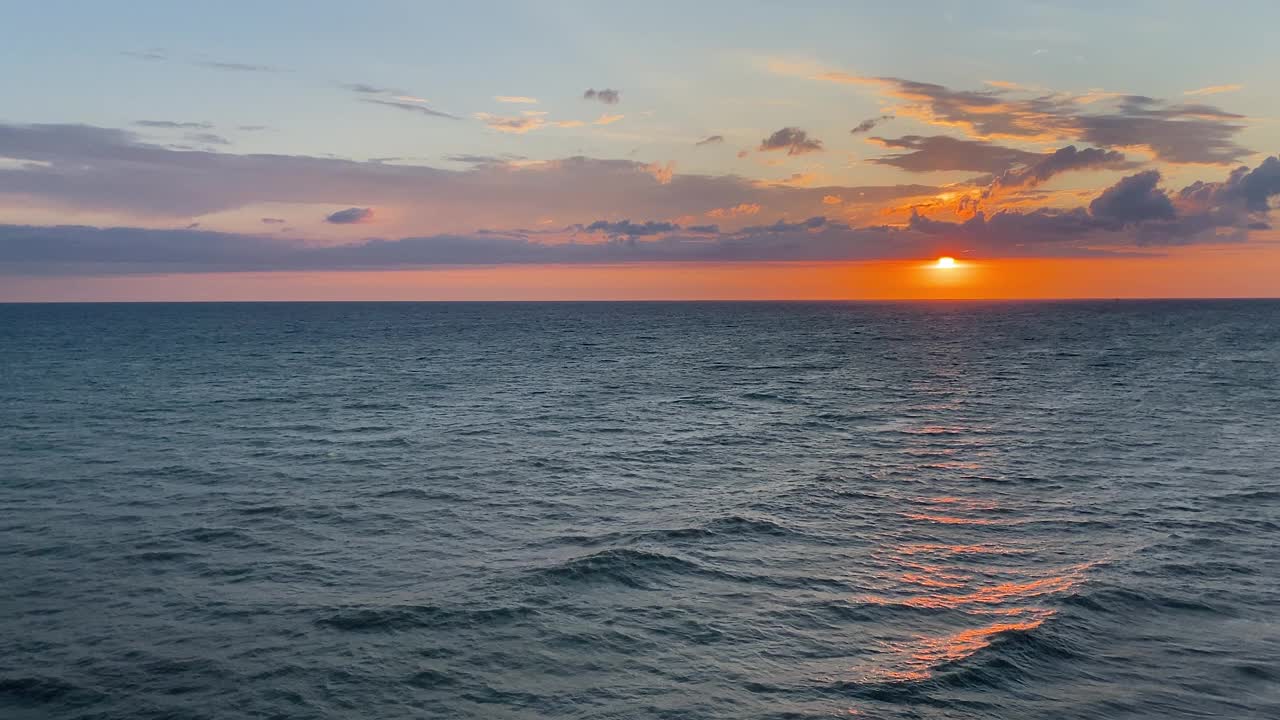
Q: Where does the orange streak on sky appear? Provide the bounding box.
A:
[3,245,1277,301]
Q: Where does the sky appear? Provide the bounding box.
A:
[2,0,1279,300]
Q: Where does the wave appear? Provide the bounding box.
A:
[315,604,538,633]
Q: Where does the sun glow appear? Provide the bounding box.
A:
[935,256,957,269]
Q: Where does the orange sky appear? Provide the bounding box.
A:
[5,245,1276,302]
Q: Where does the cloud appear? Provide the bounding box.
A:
[261,217,286,224]
[1088,170,1175,224]
[989,145,1135,192]
[135,120,214,130]
[0,121,939,230]
[1180,156,1280,213]
[583,88,620,104]
[759,127,823,155]
[644,161,676,185]
[696,135,725,146]
[443,153,527,166]
[851,115,893,134]
[594,113,624,125]
[494,96,538,104]
[365,98,459,120]
[121,49,168,61]
[8,157,1279,276]
[237,125,270,132]
[344,83,401,94]
[183,132,230,146]
[868,135,1040,173]
[194,60,278,73]
[1184,84,1242,97]
[823,195,843,204]
[810,73,1250,164]
[583,220,678,238]
[707,203,761,218]
[325,207,375,224]
[475,113,547,133]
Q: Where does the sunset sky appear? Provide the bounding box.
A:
[3,1,1279,300]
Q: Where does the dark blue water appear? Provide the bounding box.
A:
[2,301,1278,719]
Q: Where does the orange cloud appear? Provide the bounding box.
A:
[706,202,761,218]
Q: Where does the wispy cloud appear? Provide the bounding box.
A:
[594,113,624,126]
[495,96,538,104]
[194,59,279,73]
[1183,84,1243,97]
[366,98,459,120]
[135,120,214,130]
[696,135,725,146]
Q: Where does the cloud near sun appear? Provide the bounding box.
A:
[0,66,1277,275]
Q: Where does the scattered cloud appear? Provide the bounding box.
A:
[595,113,624,125]
[495,96,538,104]
[851,115,893,134]
[759,127,823,155]
[9,155,1278,275]
[808,72,1250,163]
[583,88,620,104]
[696,135,725,146]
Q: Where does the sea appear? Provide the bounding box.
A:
[1,300,1278,719]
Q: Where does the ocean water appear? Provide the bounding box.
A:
[1,300,1278,719]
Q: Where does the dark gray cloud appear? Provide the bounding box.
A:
[362,98,459,120]
[869,135,1039,173]
[1089,170,1175,224]
[686,224,719,233]
[990,145,1135,191]
[851,115,893,134]
[583,88,620,104]
[325,207,375,224]
[261,217,286,224]
[759,127,823,156]
[584,220,679,237]
[696,135,725,146]
[1180,155,1280,213]
[743,216,827,232]
[135,120,214,130]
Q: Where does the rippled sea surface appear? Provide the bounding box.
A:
[2,301,1279,719]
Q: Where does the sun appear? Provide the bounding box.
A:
[935,256,957,269]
